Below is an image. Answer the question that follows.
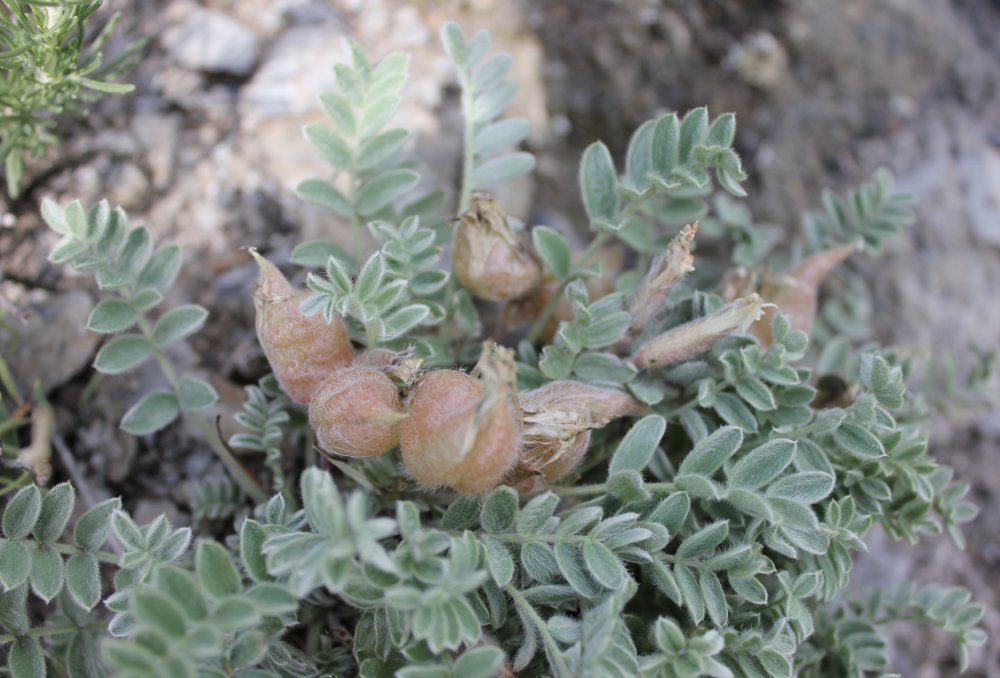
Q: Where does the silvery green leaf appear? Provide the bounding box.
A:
[381,304,430,340]
[471,53,512,92]
[532,225,571,279]
[74,497,121,552]
[153,304,208,346]
[456,646,505,678]
[674,563,704,623]
[730,574,767,605]
[229,630,269,669]
[303,123,350,169]
[66,633,100,677]
[580,311,632,349]
[700,569,728,627]
[767,472,835,504]
[120,390,179,435]
[717,150,748,197]
[410,269,449,295]
[131,288,163,312]
[245,583,297,615]
[356,169,420,217]
[473,80,517,122]
[133,589,187,639]
[650,560,682,604]
[833,421,886,459]
[354,253,386,303]
[137,244,182,294]
[110,510,143,551]
[713,393,758,432]
[3,485,41,539]
[29,546,63,602]
[725,488,774,521]
[728,439,796,490]
[66,553,101,610]
[678,408,710,443]
[521,541,559,583]
[440,21,467,64]
[472,152,535,188]
[195,540,241,600]
[9,636,44,678]
[648,492,689,537]
[678,425,742,477]
[735,375,776,411]
[33,482,75,544]
[481,536,514,587]
[240,520,270,583]
[442,496,480,531]
[296,179,352,217]
[359,95,404,139]
[675,474,722,500]
[579,141,618,223]
[628,378,665,405]
[517,492,558,536]
[464,29,490,67]
[94,334,151,374]
[557,506,603,536]
[88,298,138,333]
[707,112,736,148]
[358,128,410,173]
[481,486,518,533]
[0,541,31,589]
[651,113,680,176]
[624,119,655,192]
[473,117,529,155]
[178,375,218,410]
[608,415,666,476]
[676,520,729,560]
[573,352,636,384]
[40,198,67,234]
[583,540,625,589]
[539,344,575,380]
[678,107,708,161]
[319,91,355,135]
[290,240,355,270]
[554,542,600,598]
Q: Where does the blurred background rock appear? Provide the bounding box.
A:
[1,1,997,674]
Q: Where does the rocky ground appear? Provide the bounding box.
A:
[1,0,998,674]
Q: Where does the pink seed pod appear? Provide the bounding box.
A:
[309,367,403,458]
[749,243,857,348]
[452,193,541,302]
[511,381,642,492]
[400,345,521,494]
[251,250,354,404]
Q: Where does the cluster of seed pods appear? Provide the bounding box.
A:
[252,195,858,494]
[252,252,639,495]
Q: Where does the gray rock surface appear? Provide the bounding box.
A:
[162,8,261,76]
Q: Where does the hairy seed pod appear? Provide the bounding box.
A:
[511,381,642,492]
[630,294,770,368]
[251,250,354,404]
[400,345,520,494]
[628,222,698,336]
[355,348,423,387]
[452,193,541,301]
[309,367,403,457]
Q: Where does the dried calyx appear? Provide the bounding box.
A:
[452,193,541,302]
[630,293,771,368]
[251,249,353,404]
[400,343,521,494]
[510,381,642,492]
[628,222,698,337]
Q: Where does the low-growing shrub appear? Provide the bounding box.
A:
[0,20,986,678]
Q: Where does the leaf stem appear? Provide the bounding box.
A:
[137,317,268,504]
[549,480,676,498]
[0,622,108,646]
[505,584,572,678]
[49,542,119,564]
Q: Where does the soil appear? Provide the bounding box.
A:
[1,0,998,674]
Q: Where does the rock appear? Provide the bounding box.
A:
[162,9,261,77]
[2,286,100,396]
[962,147,1000,248]
[132,498,186,527]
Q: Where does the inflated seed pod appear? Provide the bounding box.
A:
[309,367,403,458]
[452,193,541,301]
[511,381,642,492]
[400,345,520,494]
[251,250,353,404]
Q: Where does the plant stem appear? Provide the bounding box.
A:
[0,472,32,496]
[0,622,107,646]
[505,585,572,678]
[439,66,478,347]
[137,318,267,504]
[50,542,119,564]
[550,480,676,498]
